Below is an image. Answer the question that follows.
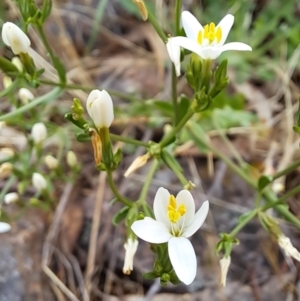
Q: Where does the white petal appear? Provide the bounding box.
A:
[181,11,203,41]
[131,218,172,243]
[1,23,10,46]
[86,89,101,117]
[166,38,181,76]
[153,187,171,227]
[220,42,252,53]
[183,200,209,237]
[197,47,222,59]
[175,190,195,225]
[168,237,197,285]
[217,14,234,46]
[171,37,202,57]
[0,222,11,233]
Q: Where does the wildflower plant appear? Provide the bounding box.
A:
[1,0,300,295]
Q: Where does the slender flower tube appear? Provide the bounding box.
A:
[31,122,47,144]
[4,192,19,204]
[86,89,114,129]
[219,256,231,287]
[18,88,34,104]
[124,153,151,177]
[172,11,252,60]
[131,187,209,285]
[32,172,47,192]
[166,38,181,76]
[0,222,11,233]
[123,238,139,275]
[1,22,31,55]
[278,235,300,261]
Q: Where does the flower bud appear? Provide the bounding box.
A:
[86,89,114,129]
[18,88,34,104]
[124,153,150,177]
[0,147,14,160]
[0,162,13,179]
[219,256,231,287]
[67,151,77,167]
[132,0,148,20]
[4,192,19,204]
[1,22,31,54]
[31,122,47,144]
[3,76,12,89]
[44,155,58,170]
[278,235,300,261]
[11,57,23,71]
[123,238,139,275]
[32,172,47,192]
[166,38,181,76]
[0,222,11,233]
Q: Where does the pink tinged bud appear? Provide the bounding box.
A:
[86,89,114,128]
[31,122,47,144]
[1,22,31,54]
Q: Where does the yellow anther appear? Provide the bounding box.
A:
[216,27,222,43]
[178,204,186,216]
[209,22,215,32]
[167,210,181,223]
[197,30,203,45]
[168,195,177,210]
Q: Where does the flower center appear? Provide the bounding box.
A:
[197,22,222,45]
[167,195,186,223]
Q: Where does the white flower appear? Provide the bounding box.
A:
[31,122,47,144]
[32,172,47,192]
[0,222,11,233]
[1,22,31,54]
[67,151,77,167]
[166,38,181,76]
[123,238,139,275]
[4,192,19,204]
[18,88,34,104]
[278,235,300,261]
[171,11,252,60]
[131,187,209,285]
[86,89,114,128]
[219,256,231,287]
[44,155,58,170]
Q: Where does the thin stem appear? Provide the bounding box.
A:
[174,0,183,35]
[160,109,194,148]
[0,176,16,205]
[272,159,300,181]
[110,134,149,147]
[107,171,132,207]
[229,209,258,238]
[0,87,62,121]
[171,66,179,126]
[146,5,167,42]
[39,79,143,102]
[0,78,21,97]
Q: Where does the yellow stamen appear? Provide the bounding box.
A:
[197,22,222,45]
[167,195,186,223]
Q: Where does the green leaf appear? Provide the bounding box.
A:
[40,0,52,23]
[53,56,66,84]
[178,96,190,122]
[0,57,19,75]
[161,149,183,173]
[112,206,130,225]
[185,121,210,154]
[258,175,273,191]
[143,272,158,280]
[152,101,173,118]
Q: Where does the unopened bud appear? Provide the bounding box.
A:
[278,235,300,261]
[0,147,14,160]
[132,0,148,20]
[0,162,13,178]
[3,76,12,88]
[66,151,77,167]
[0,222,11,233]
[18,88,34,104]
[123,238,138,275]
[220,256,231,287]
[11,57,23,71]
[32,172,47,192]
[4,192,19,204]
[124,153,150,177]
[31,122,47,144]
[44,155,58,170]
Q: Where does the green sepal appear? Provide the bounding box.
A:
[143,272,158,280]
[75,132,91,142]
[258,175,273,191]
[65,113,87,129]
[0,57,19,75]
[40,0,52,23]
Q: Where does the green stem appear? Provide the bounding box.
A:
[0,87,63,121]
[272,159,300,181]
[160,109,194,148]
[0,78,21,97]
[39,79,143,102]
[146,6,167,42]
[171,66,179,126]
[229,209,258,237]
[200,59,212,93]
[110,134,149,147]
[0,176,16,205]
[174,0,182,35]
[107,171,132,207]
